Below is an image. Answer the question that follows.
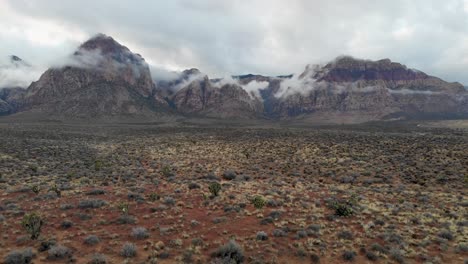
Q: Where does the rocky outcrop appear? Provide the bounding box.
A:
[23,34,169,119]
[172,76,264,118]
[0,87,26,114]
[266,56,468,121]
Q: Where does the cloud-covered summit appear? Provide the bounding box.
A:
[1,0,468,85]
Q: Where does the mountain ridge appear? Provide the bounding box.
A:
[1,34,467,123]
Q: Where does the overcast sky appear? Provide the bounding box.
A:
[1,0,468,84]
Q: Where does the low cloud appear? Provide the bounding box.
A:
[0,57,43,88]
[211,76,270,99]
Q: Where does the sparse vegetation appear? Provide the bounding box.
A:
[120,242,137,258]
[4,248,34,264]
[212,240,244,263]
[208,182,221,197]
[0,123,466,262]
[252,195,266,209]
[21,213,43,240]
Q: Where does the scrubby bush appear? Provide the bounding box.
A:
[60,220,73,229]
[310,253,320,263]
[21,213,43,240]
[211,240,244,263]
[78,199,106,209]
[86,189,105,195]
[116,215,136,225]
[47,245,72,260]
[272,229,286,237]
[438,230,454,241]
[342,250,356,261]
[84,235,100,245]
[222,170,236,180]
[338,230,354,240]
[132,227,149,239]
[117,202,129,215]
[163,196,176,206]
[120,242,137,258]
[366,251,378,261]
[252,196,266,209]
[88,253,107,264]
[209,182,221,197]
[188,182,200,189]
[4,248,34,264]
[256,231,268,241]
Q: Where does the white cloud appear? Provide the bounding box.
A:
[1,0,468,85]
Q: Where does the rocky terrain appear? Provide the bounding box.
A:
[1,34,467,123]
[0,122,466,263]
[20,34,170,119]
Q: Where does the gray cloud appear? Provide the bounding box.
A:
[1,0,468,85]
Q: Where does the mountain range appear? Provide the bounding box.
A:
[1,34,467,123]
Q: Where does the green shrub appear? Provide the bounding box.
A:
[94,160,103,171]
[117,202,129,215]
[208,182,221,197]
[252,196,266,209]
[31,185,40,195]
[21,213,43,240]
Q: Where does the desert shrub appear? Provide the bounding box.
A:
[338,230,354,240]
[161,165,174,177]
[116,215,136,225]
[47,245,72,260]
[296,230,307,239]
[256,231,268,241]
[163,196,176,206]
[310,253,320,263]
[84,235,100,245]
[188,182,200,189]
[127,193,144,202]
[60,204,74,210]
[252,196,266,209]
[209,182,221,197]
[148,193,160,202]
[370,243,387,254]
[86,189,105,195]
[389,249,405,264]
[117,202,129,215]
[260,217,274,225]
[120,242,137,258]
[132,227,149,239]
[60,220,73,229]
[456,243,468,253]
[21,213,43,240]
[307,224,321,233]
[211,240,244,263]
[272,229,286,237]
[31,185,40,195]
[4,248,34,264]
[38,239,56,252]
[366,251,378,261]
[78,199,106,209]
[438,230,454,241]
[88,253,107,264]
[49,184,61,197]
[333,203,353,217]
[342,250,356,261]
[94,160,103,171]
[222,170,236,180]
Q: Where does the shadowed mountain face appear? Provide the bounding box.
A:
[0,55,29,115]
[1,35,467,122]
[22,34,169,119]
